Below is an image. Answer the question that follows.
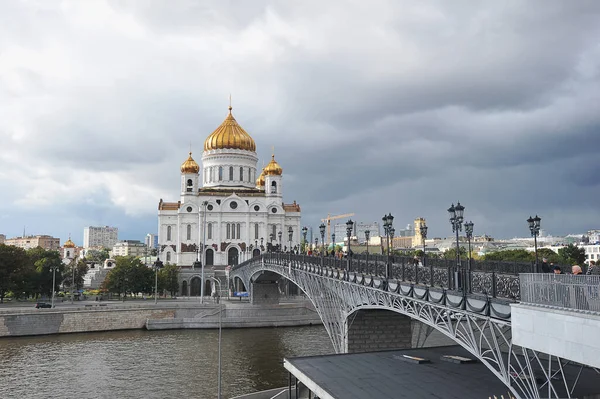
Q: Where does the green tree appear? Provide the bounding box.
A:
[27,247,64,298]
[483,249,533,262]
[536,248,561,264]
[0,244,31,302]
[102,256,153,297]
[443,247,467,260]
[62,259,89,291]
[86,248,110,263]
[158,263,179,297]
[558,244,586,265]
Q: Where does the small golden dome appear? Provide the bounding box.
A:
[263,154,283,176]
[204,106,256,152]
[256,169,265,187]
[181,152,200,174]
[64,239,76,248]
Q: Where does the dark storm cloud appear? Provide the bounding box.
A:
[1,0,599,242]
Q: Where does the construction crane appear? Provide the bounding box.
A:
[321,213,355,245]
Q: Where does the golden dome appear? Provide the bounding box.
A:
[263,154,283,176]
[204,106,256,152]
[256,169,265,187]
[181,152,200,174]
[64,239,76,248]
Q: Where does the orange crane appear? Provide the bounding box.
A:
[321,213,355,245]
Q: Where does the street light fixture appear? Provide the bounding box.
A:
[419,223,428,266]
[50,265,59,308]
[527,215,541,272]
[154,256,164,305]
[364,230,370,274]
[278,231,282,252]
[448,202,465,291]
[382,213,394,278]
[302,226,308,254]
[346,219,354,275]
[319,223,326,256]
[464,221,474,275]
[269,233,274,252]
[260,237,264,250]
[331,233,336,255]
[288,227,293,253]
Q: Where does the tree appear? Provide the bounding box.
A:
[159,263,179,297]
[0,244,30,303]
[27,247,64,298]
[86,248,110,263]
[102,256,153,297]
[483,249,533,262]
[536,248,561,264]
[558,244,586,265]
[443,247,467,261]
[62,259,89,291]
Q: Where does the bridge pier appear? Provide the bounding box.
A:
[250,281,280,305]
[346,309,412,353]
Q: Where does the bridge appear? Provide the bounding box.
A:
[230,253,600,399]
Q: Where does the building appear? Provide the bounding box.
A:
[60,238,82,260]
[157,105,302,267]
[0,234,5,244]
[145,233,158,249]
[111,240,148,257]
[83,226,119,248]
[333,221,379,244]
[413,217,426,247]
[5,235,60,250]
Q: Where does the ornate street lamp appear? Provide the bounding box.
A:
[382,213,394,278]
[420,223,428,266]
[50,265,60,308]
[331,233,336,254]
[364,230,370,274]
[278,231,282,252]
[527,215,541,272]
[302,226,308,254]
[464,221,474,292]
[319,223,326,256]
[346,219,354,274]
[269,233,274,252]
[314,237,318,253]
[448,202,465,291]
[288,227,293,253]
[260,237,264,250]
[154,256,164,305]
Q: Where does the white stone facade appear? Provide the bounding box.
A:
[157,107,301,267]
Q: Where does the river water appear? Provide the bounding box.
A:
[0,326,334,399]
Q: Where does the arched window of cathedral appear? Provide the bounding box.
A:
[229,166,234,181]
[226,223,231,239]
[218,167,223,181]
[67,250,70,258]
[167,226,172,241]
[187,179,193,192]
[271,181,277,193]
[208,223,212,239]
[272,224,276,238]
[240,167,243,182]
[254,223,259,239]
[236,223,241,239]
[166,252,171,262]
[209,167,213,182]
[186,224,191,240]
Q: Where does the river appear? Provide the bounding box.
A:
[0,326,334,399]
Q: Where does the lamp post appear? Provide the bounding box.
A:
[71,261,76,304]
[208,277,223,399]
[448,202,465,291]
[382,213,394,278]
[154,256,163,305]
[331,233,336,255]
[319,223,326,256]
[269,233,274,252]
[465,221,474,293]
[288,227,293,254]
[314,237,318,255]
[50,265,59,308]
[365,230,370,274]
[345,220,354,274]
[527,215,541,272]
[278,231,282,252]
[302,226,308,254]
[419,223,428,267]
[260,237,264,251]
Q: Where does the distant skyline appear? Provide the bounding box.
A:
[2,1,600,244]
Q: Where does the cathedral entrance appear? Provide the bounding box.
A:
[190,277,202,296]
[181,280,188,296]
[205,280,212,297]
[252,248,260,257]
[205,249,214,266]
[228,247,239,266]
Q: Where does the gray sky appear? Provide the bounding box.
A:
[1,0,599,244]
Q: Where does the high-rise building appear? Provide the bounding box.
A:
[334,222,380,243]
[111,240,147,257]
[5,235,60,250]
[83,226,119,248]
[0,234,5,244]
[145,233,158,248]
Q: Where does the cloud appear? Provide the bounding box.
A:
[1,0,600,244]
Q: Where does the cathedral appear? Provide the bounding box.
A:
[157,105,302,268]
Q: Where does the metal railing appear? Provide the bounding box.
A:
[520,273,600,312]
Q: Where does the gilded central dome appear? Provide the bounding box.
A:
[64,239,76,248]
[204,106,256,152]
[256,169,265,187]
[181,152,200,174]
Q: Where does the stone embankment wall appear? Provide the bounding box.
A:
[0,302,322,338]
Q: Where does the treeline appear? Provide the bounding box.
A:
[0,244,88,303]
[101,256,179,297]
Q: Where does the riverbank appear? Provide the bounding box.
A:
[0,299,321,338]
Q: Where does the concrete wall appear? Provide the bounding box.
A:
[251,282,280,305]
[346,309,412,353]
[512,303,600,369]
[0,306,176,337]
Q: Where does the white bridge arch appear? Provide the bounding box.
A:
[231,254,592,399]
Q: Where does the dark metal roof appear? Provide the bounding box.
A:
[285,346,513,399]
